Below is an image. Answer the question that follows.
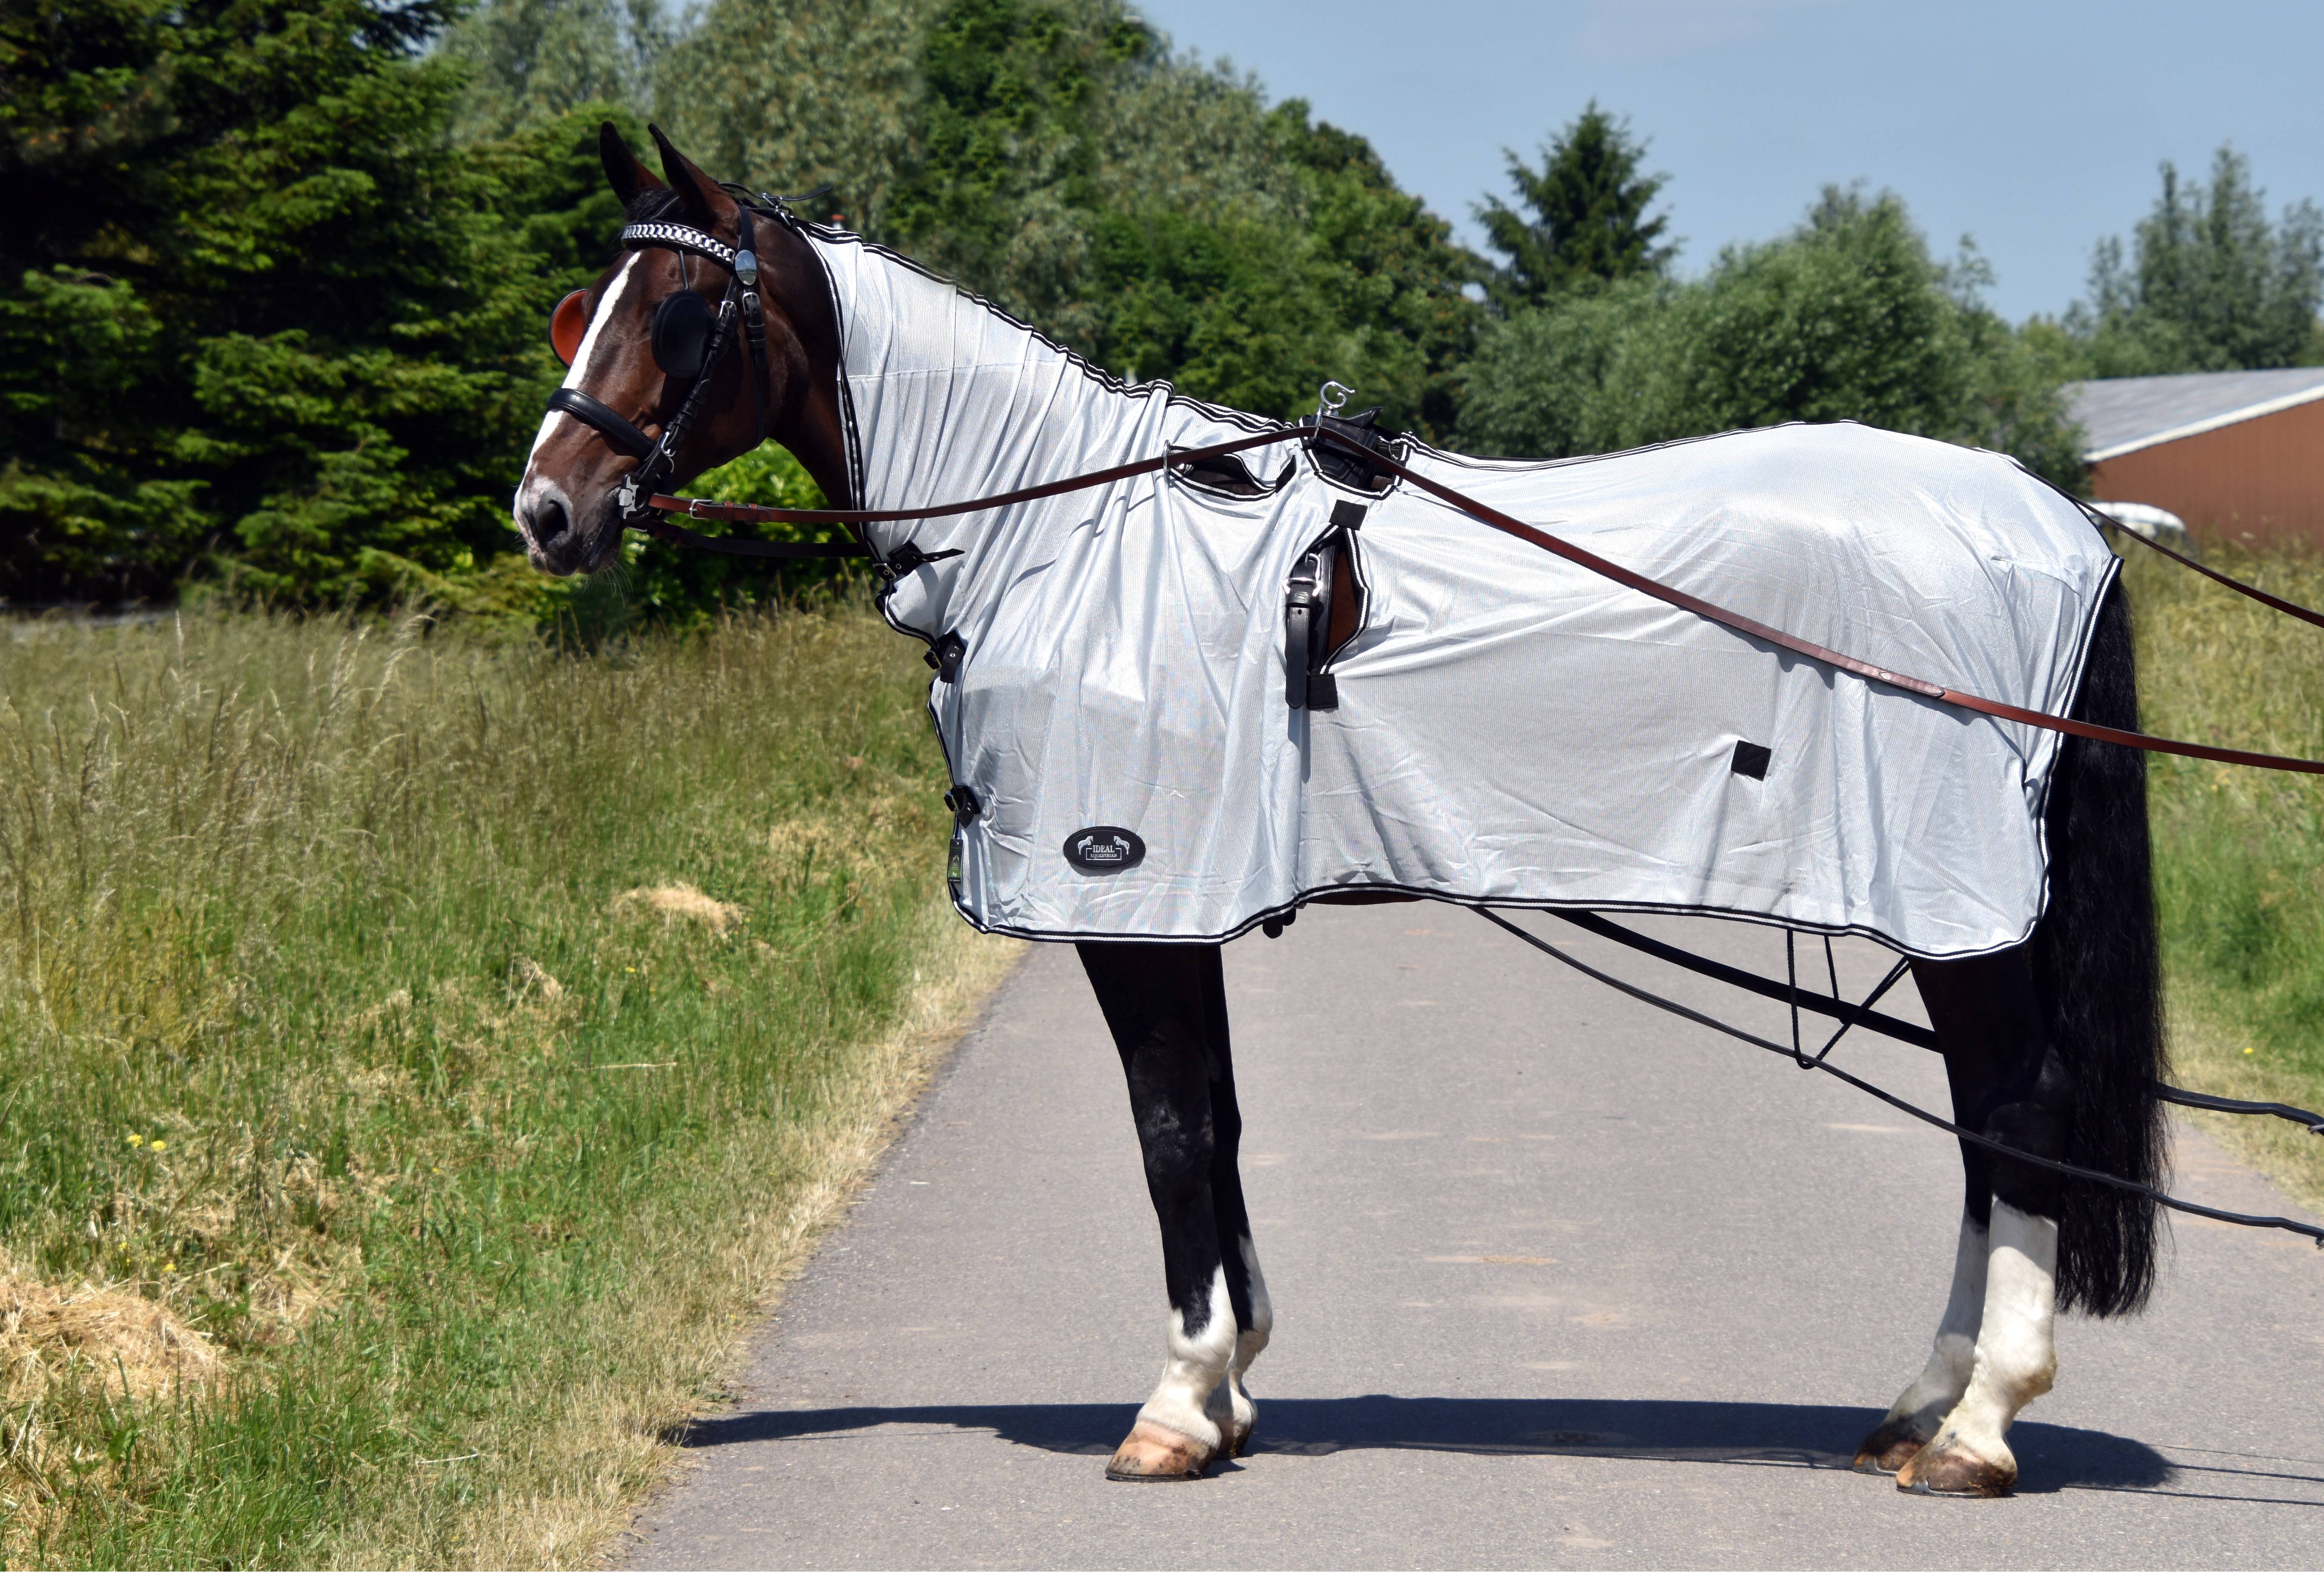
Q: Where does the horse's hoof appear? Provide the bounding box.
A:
[1223,1417,1254,1459]
[1895,1435,2015,1498]
[1853,1418,1934,1475]
[1104,1420,1214,1481]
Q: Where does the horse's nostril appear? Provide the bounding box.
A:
[531,497,570,545]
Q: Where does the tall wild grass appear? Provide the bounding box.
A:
[0,605,994,1565]
[2128,545,2324,1206]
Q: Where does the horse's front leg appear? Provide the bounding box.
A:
[1079,940,1240,1480]
[1188,941,1271,1458]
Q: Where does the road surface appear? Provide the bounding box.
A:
[625,905,2324,1568]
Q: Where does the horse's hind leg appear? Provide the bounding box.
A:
[1079,940,1240,1480]
[1853,1204,1989,1474]
[1190,943,1272,1457]
[1857,948,2064,1496]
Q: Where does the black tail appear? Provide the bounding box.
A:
[2032,579,2168,1317]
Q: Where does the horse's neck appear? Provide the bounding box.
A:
[821,240,1151,513]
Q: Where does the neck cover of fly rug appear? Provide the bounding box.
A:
[802,230,2117,959]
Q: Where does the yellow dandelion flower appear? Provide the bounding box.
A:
[149,1138,167,1152]
[161,1262,176,1273]
[126,1133,143,1147]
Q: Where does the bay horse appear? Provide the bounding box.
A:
[513,126,2165,1498]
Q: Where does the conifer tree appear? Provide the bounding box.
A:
[0,0,617,604]
[1477,102,1672,310]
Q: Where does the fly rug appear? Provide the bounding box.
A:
[516,126,2177,1499]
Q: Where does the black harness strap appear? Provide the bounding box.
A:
[2155,1084,2324,1134]
[1540,907,2324,1139]
[1474,906,2324,1248]
[1543,908,1938,1048]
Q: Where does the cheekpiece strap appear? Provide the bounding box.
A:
[618,222,739,269]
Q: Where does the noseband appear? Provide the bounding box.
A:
[546,208,779,525]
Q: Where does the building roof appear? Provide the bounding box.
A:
[2065,367,2324,461]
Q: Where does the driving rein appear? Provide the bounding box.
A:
[543,209,2324,778]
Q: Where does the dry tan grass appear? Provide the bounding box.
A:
[348,910,1026,1571]
[507,956,567,1004]
[609,883,747,936]
[0,1257,223,1405]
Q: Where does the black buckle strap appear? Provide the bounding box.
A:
[878,540,965,581]
[924,631,967,682]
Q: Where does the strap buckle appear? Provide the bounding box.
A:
[878,540,966,584]
[924,630,967,682]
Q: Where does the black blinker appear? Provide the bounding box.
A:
[651,290,716,380]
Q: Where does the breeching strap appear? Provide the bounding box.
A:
[642,423,2324,776]
[1548,905,2324,1139]
[1476,907,2324,1248]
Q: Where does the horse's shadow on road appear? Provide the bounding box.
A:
[678,1395,2275,1499]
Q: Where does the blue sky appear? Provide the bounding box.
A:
[1133,0,2324,323]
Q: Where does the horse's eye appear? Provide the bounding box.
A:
[651,291,717,381]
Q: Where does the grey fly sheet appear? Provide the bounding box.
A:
[806,232,2116,960]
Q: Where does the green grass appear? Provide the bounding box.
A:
[2129,544,2324,1211]
[0,603,1011,1566]
[1,542,2317,1564]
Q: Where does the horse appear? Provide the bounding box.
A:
[513,124,2166,1498]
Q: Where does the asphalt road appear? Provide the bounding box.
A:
[624,905,2324,1569]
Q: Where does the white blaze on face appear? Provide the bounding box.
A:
[516,253,642,528]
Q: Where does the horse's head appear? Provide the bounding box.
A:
[515,124,849,575]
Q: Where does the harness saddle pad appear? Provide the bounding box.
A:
[807,230,2119,959]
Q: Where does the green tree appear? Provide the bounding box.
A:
[1476,102,1671,310]
[881,0,1145,338]
[2070,145,2324,375]
[437,0,672,142]
[661,0,934,238]
[0,0,623,605]
[1460,188,2081,486]
[1086,102,1479,434]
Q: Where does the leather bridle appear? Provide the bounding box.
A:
[544,204,872,558]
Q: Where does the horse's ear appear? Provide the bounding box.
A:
[649,124,737,232]
[600,122,665,210]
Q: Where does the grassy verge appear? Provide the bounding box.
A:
[2128,545,2324,1212]
[0,604,1019,1567]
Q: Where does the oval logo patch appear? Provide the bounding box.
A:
[1063,826,1145,875]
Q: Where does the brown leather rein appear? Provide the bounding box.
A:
[638,425,2324,776]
